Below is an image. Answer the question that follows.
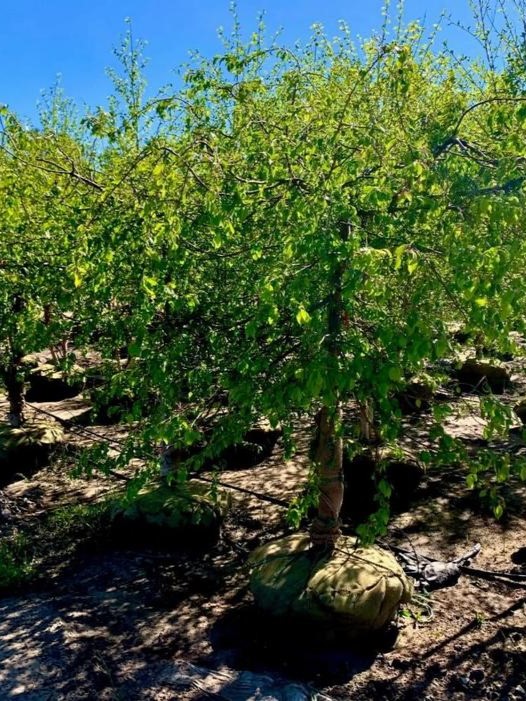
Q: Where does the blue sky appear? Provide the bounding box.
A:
[0,1,504,123]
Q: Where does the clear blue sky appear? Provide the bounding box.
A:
[0,1,503,124]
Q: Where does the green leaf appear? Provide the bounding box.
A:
[306,370,324,397]
[394,244,407,270]
[419,451,431,464]
[296,307,311,325]
[466,473,477,489]
[73,270,83,288]
[388,367,402,382]
[407,261,418,275]
[378,479,392,498]
[212,232,222,249]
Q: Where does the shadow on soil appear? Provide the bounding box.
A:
[341,597,526,701]
[206,603,385,685]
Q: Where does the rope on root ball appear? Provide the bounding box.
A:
[309,470,344,548]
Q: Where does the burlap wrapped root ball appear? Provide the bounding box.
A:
[249,534,413,639]
[110,481,231,546]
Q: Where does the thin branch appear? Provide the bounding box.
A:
[36,158,104,191]
[452,95,526,136]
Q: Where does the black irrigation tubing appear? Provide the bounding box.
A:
[24,401,291,509]
[25,402,130,450]
[191,474,289,508]
[460,565,526,586]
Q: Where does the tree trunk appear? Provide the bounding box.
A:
[359,398,378,444]
[310,405,344,546]
[309,221,348,548]
[4,354,25,428]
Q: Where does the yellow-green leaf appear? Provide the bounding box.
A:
[296,307,311,325]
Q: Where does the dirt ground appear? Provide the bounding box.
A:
[0,358,525,700]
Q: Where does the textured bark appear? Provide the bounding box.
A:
[309,221,348,548]
[359,400,374,443]
[310,405,344,547]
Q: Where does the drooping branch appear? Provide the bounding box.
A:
[451,95,526,136]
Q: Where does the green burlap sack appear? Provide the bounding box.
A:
[111,481,230,545]
[249,534,412,637]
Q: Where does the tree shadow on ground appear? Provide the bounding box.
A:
[0,559,152,700]
[387,458,526,549]
[326,596,526,701]
[206,603,393,687]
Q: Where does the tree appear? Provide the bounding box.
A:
[73,10,526,544]
[0,106,100,425]
[5,6,526,542]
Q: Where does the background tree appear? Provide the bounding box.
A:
[0,106,100,426]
